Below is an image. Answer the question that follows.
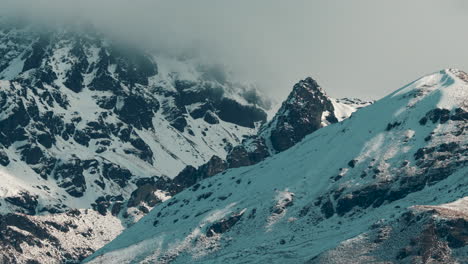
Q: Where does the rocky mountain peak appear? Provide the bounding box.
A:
[169,77,369,193]
[263,76,337,152]
[291,77,326,98]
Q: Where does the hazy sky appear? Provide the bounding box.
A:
[2,0,468,101]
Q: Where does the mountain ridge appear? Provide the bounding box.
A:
[0,18,369,263]
[86,69,467,264]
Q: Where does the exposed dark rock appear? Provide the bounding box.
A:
[129,134,154,164]
[44,221,70,233]
[90,70,119,92]
[22,35,49,72]
[0,100,30,147]
[386,121,402,131]
[347,159,357,168]
[91,195,123,216]
[197,192,213,201]
[329,140,466,217]
[438,142,459,153]
[96,96,117,110]
[37,133,54,148]
[89,49,120,92]
[335,183,391,216]
[320,198,335,219]
[171,166,197,192]
[420,108,451,125]
[64,65,84,93]
[170,116,188,132]
[54,158,86,198]
[139,205,150,214]
[84,121,110,140]
[102,163,133,188]
[21,145,44,165]
[73,130,91,147]
[450,108,468,121]
[114,95,158,130]
[203,111,220,124]
[0,150,10,166]
[386,210,468,263]
[226,137,270,168]
[419,117,428,126]
[5,192,39,215]
[440,218,468,248]
[172,156,228,192]
[268,77,337,152]
[216,98,266,128]
[64,42,88,93]
[111,202,123,216]
[127,177,173,208]
[127,182,163,207]
[189,102,215,119]
[92,197,110,216]
[168,77,338,193]
[206,211,244,237]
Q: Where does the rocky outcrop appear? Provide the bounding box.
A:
[127,177,174,208]
[226,137,270,168]
[171,77,343,191]
[263,77,338,152]
[54,158,87,198]
[4,192,39,215]
[206,210,245,237]
[172,156,228,193]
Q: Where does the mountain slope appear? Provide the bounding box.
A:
[0,21,267,216]
[86,69,468,263]
[0,18,370,263]
[0,19,270,263]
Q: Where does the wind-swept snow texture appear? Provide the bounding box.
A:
[87,69,468,264]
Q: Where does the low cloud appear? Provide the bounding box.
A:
[1,0,468,101]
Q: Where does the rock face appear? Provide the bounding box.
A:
[226,137,270,169]
[172,156,228,193]
[87,69,468,264]
[264,77,337,152]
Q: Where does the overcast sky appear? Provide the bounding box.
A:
[2,0,468,101]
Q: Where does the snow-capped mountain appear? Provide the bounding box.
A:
[0,18,268,263]
[0,18,369,263]
[86,69,467,264]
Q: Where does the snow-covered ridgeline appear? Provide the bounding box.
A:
[87,69,468,263]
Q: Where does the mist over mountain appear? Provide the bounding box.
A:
[0,2,467,263]
[2,0,468,101]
